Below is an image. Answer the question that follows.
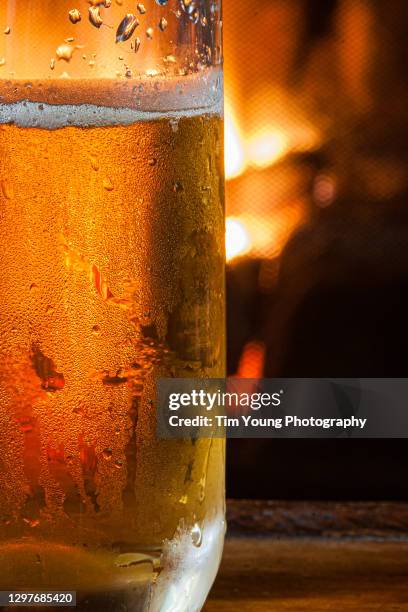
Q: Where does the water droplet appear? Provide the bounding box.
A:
[4,26,10,35]
[46,305,54,315]
[0,58,5,67]
[173,181,184,193]
[115,553,159,568]
[23,518,40,528]
[190,8,200,23]
[180,0,196,15]
[169,117,179,132]
[103,177,114,190]
[116,14,139,43]
[89,6,103,28]
[30,283,39,291]
[92,325,101,336]
[89,154,99,171]
[125,66,133,78]
[114,459,123,469]
[50,58,56,70]
[68,9,81,24]
[148,158,157,166]
[191,523,202,547]
[102,448,113,461]
[158,17,167,31]
[134,37,141,53]
[156,0,168,5]
[56,44,75,62]
[146,27,154,39]
[137,3,146,14]
[0,179,13,200]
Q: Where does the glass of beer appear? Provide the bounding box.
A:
[0,1,224,610]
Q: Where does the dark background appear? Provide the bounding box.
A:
[225,0,408,501]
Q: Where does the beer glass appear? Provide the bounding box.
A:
[0,1,224,610]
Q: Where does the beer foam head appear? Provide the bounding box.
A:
[0,100,222,129]
[0,70,223,129]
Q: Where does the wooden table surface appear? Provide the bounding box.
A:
[205,501,408,611]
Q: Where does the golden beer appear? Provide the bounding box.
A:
[0,74,224,610]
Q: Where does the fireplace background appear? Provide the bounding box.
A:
[223,0,408,500]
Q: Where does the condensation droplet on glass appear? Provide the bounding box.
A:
[89,6,103,28]
[89,154,99,171]
[46,305,54,315]
[191,523,202,547]
[4,26,10,35]
[148,158,157,166]
[68,9,81,24]
[92,325,101,336]
[134,37,141,53]
[114,459,123,469]
[102,448,113,460]
[181,0,196,15]
[146,27,154,39]
[0,179,13,200]
[56,44,75,62]
[158,17,167,31]
[173,181,184,193]
[50,58,56,70]
[116,14,139,43]
[156,0,168,5]
[190,8,200,24]
[103,177,114,190]
[125,66,132,78]
[0,58,5,67]
[169,117,179,132]
[30,283,39,291]
[137,3,146,14]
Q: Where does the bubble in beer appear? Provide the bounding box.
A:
[4,26,10,35]
[158,17,168,31]
[116,14,139,43]
[89,6,103,28]
[137,3,146,14]
[191,523,202,547]
[92,325,101,336]
[146,27,154,39]
[68,9,81,24]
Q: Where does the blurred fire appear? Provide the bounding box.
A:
[224,94,320,262]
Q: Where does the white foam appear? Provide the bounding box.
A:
[0,97,222,129]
